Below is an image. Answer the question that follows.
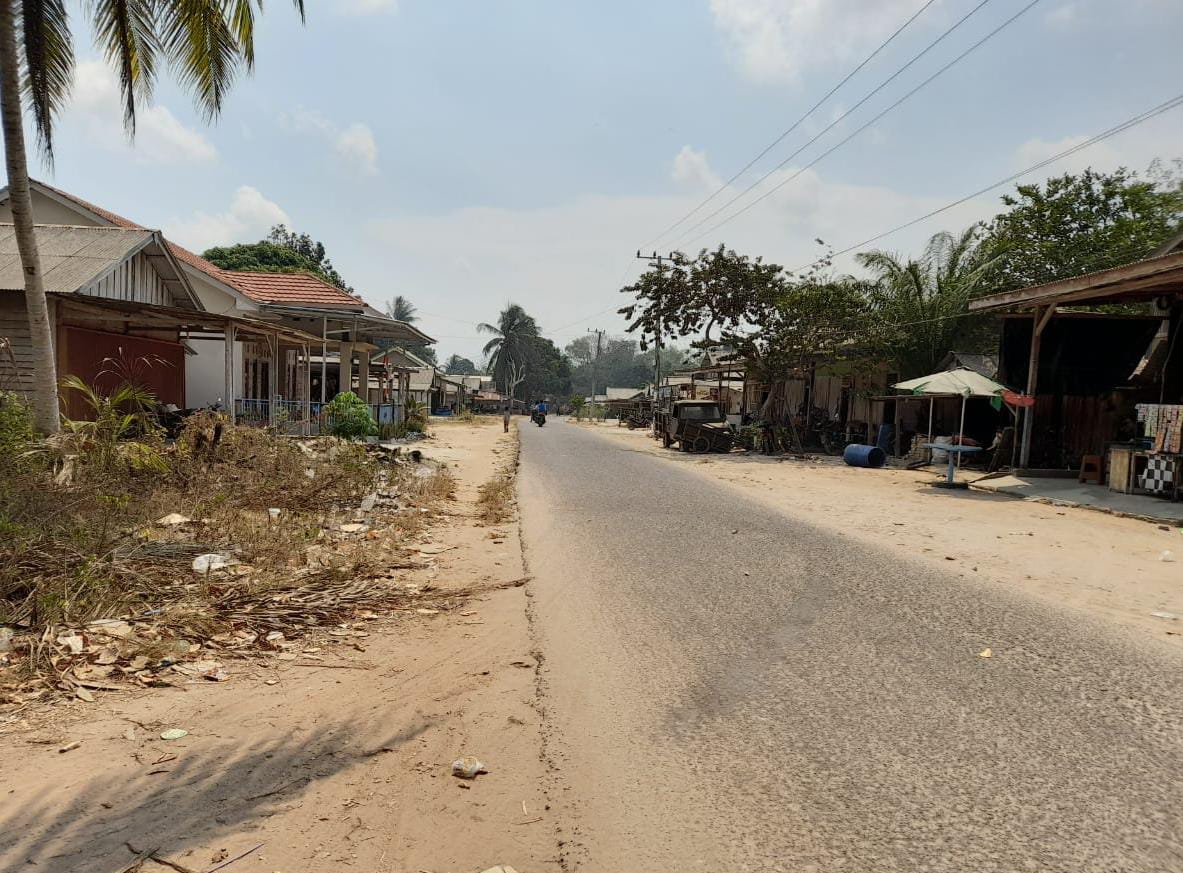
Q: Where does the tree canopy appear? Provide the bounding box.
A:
[203,224,351,291]
[980,167,1183,292]
[443,354,480,375]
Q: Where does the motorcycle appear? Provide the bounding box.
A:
[531,410,547,427]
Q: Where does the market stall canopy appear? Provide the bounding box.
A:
[893,367,1008,398]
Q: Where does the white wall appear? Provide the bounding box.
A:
[185,338,244,409]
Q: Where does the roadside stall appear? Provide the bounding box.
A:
[890,368,1014,469]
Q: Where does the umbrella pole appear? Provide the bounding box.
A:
[957,394,967,469]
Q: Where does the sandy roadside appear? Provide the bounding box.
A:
[0,419,556,873]
[573,419,1183,649]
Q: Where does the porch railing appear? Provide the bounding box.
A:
[234,399,400,436]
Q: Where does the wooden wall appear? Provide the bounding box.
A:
[80,251,170,307]
[0,293,34,395]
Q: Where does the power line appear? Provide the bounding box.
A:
[789,91,1183,274]
[642,0,941,250]
[674,0,1043,249]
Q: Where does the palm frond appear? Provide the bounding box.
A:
[19,0,74,161]
[476,322,502,336]
[90,0,159,134]
[227,0,256,69]
[159,0,242,121]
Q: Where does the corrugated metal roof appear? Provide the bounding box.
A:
[0,224,154,293]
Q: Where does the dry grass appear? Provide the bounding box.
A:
[0,408,460,701]
[475,429,520,524]
[476,473,516,523]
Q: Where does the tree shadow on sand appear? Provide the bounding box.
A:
[0,714,435,872]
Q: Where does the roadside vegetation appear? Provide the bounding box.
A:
[0,377,456,707]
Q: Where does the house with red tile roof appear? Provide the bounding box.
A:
[0,180,434,429]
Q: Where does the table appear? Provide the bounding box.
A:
[922,443,982,488]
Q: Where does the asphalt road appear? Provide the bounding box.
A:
[517,418,1183,873]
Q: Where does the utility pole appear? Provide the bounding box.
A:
[636,250,677,433]
[587,328,606,414]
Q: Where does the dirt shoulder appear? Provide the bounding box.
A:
[577,419,1183,649]
[0,419,555,873]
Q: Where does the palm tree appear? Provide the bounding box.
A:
[478,303,539,398]
[857,227,1000,378]
[0,1,306,434]
[386,295,417,323]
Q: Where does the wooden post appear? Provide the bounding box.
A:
[957,394,968,469]
[927,395,934,443]
[320,317,327,405]
[339,341,353,398]
[1019,306,1052,469]
[302,343,312,436]
[893,398,902,457]
[360,347,372,404]
[224,322,236,425]
[268,334,279,428]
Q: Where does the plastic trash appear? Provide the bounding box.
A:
[192,553,231,574]
[160,729,188,741]
[1160,550,1176,563]
[451,756,488,779]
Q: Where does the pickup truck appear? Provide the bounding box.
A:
[656,400,734,453]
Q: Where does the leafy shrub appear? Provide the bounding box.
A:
[325,391,377,439]
[0,391,34,461]
[404,398,428,433]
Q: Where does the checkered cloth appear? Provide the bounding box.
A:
[1141,455,1176,493]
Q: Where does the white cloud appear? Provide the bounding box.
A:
[709,0,931,85]
[167,186,290,252]
[69,60,217,164]
[283,106,380,175]
[336,124,380,176]
[671,145,722,191]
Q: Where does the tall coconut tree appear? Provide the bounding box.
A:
[858,227,1000,378]
[386,295,417,323]
[477,303,539,399]
[0,0,306,434]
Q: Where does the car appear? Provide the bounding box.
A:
[657,400,733,453]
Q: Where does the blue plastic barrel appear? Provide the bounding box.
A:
[844,443,886,468]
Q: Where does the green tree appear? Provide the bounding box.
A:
[521,337,570,400]
[858,227,999,378]
[981,167,1183,292]
[478,304,541,398]
[382,295,436,364]
[203,240,324,276]
[443,354,479,375]
[0,0,306,434]
[386,295,417,323]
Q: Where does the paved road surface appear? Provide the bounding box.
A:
[517,419,1183,873]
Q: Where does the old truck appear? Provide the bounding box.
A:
[657,399,734,453]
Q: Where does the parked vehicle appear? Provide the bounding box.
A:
[658,400,733,453]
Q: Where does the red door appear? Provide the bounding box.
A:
[63,327,185,420]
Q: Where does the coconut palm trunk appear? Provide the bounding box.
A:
[0,1,58,434]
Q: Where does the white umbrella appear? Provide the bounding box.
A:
[891,368,1008,468]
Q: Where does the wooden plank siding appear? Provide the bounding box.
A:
[0,293,35,394]
[80,250,170,307]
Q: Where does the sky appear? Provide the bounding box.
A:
[30,0,1183,365]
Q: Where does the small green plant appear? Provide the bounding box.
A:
[58,375,167,475]
[569,395,586,421]
[404,398,428,433]
[325,391,377,439]
[0,391,35,462]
